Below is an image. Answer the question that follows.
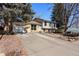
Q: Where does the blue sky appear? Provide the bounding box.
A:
[32,3,52,21]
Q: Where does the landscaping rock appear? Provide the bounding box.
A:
[0,35,27,56]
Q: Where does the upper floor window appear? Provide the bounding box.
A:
[44,21,47,26]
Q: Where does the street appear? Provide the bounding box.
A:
[16,32,79,56]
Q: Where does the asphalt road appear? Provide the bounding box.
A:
[16,32,79,56]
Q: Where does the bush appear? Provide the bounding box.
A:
[54,29,64,33]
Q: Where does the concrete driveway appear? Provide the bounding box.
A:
[16,32,79,56]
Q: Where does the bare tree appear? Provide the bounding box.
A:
[64,3,79,32]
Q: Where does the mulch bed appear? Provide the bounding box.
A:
[0,35,27,56]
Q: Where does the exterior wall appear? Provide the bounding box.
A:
[30,25,43,32]
[42,21,52,29]
[42,21,52,32]
[43,29,48,32]
[25,24,31,33]
[42,21,57,33]
[25,24,43,33]
[36,25,43,32]
[51,23,57,30]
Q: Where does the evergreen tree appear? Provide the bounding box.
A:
[0,3,35,34]
[51,3,64,30]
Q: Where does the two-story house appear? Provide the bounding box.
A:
[33,18,55,33]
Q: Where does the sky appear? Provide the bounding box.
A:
[32,3,52,21]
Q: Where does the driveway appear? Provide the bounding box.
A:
[16,32,79,56]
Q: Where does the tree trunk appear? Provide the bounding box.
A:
[7,18,13,34]
[9,20,13,34]
[64,15,68,32]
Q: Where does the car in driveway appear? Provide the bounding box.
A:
[17,27,26,34]
[13,26,26,34]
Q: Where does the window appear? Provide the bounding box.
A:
[31,24,36,30]
[44,21,47,26]
[34,25,36,30]
[49,22,51,26]
[31,24,34,30]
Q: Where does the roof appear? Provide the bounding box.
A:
[33,18,52,23]
[26,21,41,25]
[13,22,26,26]
[42,20,51,23]
[33,18,43,24]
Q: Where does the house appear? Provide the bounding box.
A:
[13,17,56,33]
[25,21,43,33]
[33,18,56,33]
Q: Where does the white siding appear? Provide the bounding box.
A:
[42,21,52,29]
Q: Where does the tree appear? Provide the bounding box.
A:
[63,3,79,32]
[51,3,64,31]
[0,3,35,34]
[22,3,35,22]
[51,3,79,33]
